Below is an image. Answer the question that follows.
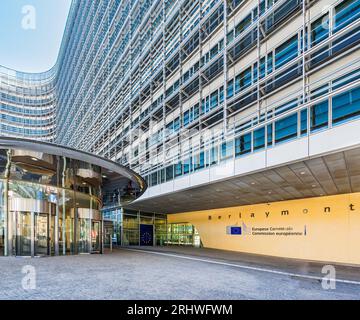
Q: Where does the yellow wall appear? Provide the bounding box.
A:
[167,193,360,265]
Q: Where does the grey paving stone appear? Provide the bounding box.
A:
[0,248,358,300]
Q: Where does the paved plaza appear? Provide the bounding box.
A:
[0,248,359,300]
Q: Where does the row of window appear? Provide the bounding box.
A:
[144,82,360,187]
[87,0,305,152]
[0,124,54,136]
[102,0,360,168]
[165,86,225,136]
[0,92,54,105]
[0,103,53,116]
[0,113,54,126]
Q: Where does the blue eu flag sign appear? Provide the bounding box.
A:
[227,226,242,235]
[140,224,154,246]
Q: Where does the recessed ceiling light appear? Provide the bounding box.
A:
[82,182,87,185]
[300,171,306,175]
[102,175,107,178]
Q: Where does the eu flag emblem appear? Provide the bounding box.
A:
[230,227,242,235]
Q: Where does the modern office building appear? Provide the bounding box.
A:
[1,0,360,264]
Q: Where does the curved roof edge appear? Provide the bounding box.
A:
[0,136,147,198]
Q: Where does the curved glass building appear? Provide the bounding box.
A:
[0,66,56,141]
[0,137,145,257]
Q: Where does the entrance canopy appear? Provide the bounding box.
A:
[0,137,146,204]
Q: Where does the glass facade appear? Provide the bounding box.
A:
[103,208,168,246]
[0,0,359,234]
[0,139,145,257]
[0,66,55,141]
[102,208,201,248]
[167,223,201,247]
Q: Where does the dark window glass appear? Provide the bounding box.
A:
[260,57,266,78]
[310,101,329,132]
[235,133,252,156]
[253,127,265,150]
[194,152,205,171]
[311,14,329,46]
[333,0,360,54]
[210,146,218,165]
[332,86,360,125]
[267,123,273,146]
[267,52,273,74]
[252,61,257,81]
[221,141,233,159]
[334,0,360,32]
[183,158,191,175]
[151,172,158,186]
[160,169,165,184]
[275,35,298,69]
[175,163,182,177]
[235,14,252,37]
[275,113,298,144]
[310,14,330,66]
[166,165,174,181]
[184,110,190,126]
[301,109,308,136]
[235,67,252,94]
[219,86,224,103]
[194,103,200,120]
[210,91,218,109]
[227,79,234,98]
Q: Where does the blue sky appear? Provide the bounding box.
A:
[0,0,72,73]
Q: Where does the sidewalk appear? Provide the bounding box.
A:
[121,246,360,282]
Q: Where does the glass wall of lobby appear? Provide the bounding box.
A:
[0,149,103,257]
[103,209,167,246]
[102,208,200,247]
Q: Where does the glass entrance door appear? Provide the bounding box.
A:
[91,221,101,252]
[13,211,50,257]
[15,212,32,256]
[35,213,49,256]
[103,226,114,251]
